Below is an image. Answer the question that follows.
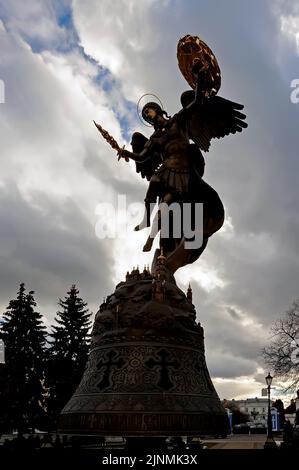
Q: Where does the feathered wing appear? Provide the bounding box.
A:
[181,91,248,152]
[131,132,162,181]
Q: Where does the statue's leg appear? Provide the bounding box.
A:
[143,193,173,252]
[134,201,155,231]
[135,178,161,231]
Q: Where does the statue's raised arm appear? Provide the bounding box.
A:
[177,35,247,151]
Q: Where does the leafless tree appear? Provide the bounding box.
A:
[263,299,299,392]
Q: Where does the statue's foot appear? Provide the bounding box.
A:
[143,238,153,252]
[134,221,150,231]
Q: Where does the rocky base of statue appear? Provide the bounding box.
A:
[59,256,229,436]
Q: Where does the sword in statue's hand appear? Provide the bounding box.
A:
[93,120,129,161]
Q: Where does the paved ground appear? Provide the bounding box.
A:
[0,433,283,450]
[203,434,282,449]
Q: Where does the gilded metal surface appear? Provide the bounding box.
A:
[93,120,129,161]
[177,34,221,95]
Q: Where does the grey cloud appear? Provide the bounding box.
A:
[1,0,299,398]
[227,307,243,321]
[0,0,74,51]
[0,184,114,321]
[83,147,148,206]
[207,354,259,380]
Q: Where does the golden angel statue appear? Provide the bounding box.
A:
[95,35,247,275]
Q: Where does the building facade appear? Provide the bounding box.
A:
[231,397,268,424]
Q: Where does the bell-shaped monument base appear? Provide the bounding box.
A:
[59,262,228,436]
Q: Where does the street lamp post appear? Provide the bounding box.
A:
[264,372,278,449]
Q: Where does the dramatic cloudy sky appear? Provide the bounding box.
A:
[0,0,299,400]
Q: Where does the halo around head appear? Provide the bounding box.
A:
[137,93,164,127]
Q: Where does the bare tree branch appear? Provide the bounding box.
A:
[263,299,299,392]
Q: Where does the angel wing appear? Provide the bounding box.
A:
[180,90,248,152]
[130,132,162,181]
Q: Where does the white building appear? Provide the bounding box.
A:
[231,397,268,424]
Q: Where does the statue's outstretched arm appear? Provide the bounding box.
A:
[118,141,152,163]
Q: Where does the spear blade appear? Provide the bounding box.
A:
[93,120,121,151]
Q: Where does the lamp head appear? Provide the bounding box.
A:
[265,372,273,387]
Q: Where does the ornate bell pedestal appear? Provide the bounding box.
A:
[59,262,229,437]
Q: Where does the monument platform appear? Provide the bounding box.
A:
[59,256,228,437]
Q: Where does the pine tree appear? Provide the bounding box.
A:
[46,285,91,428]
[0,283,47,433]
[0,362,8,435]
